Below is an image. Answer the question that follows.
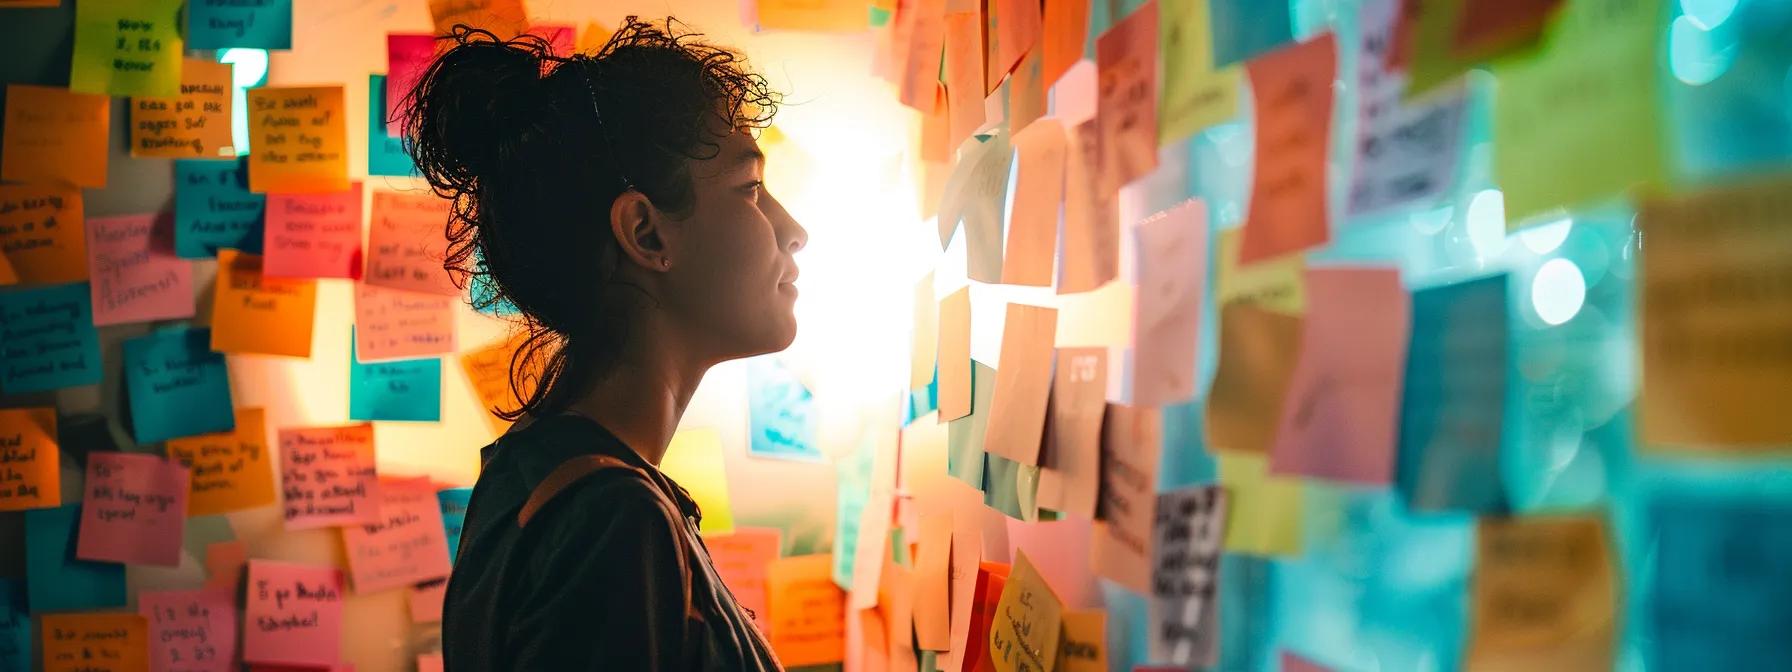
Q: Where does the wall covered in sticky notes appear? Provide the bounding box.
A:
[4,0,1792,670]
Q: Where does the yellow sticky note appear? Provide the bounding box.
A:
[577,20,615,53]
[1467,516,1616,672]
[70,0,183,97]
[0,184,87,285]
[460,332,534,436]
[2,85,110,188]
[1216,451,1302,556]
[989,549,1063,672]
[41,612,150,672]
[1205,303,1303,454]
[768,554,847,667]
[0,408,60,512]
[429,0,529,38]
[1157,0,1240,143]
[130,58,234,158]
[166,408,277,516]
[1056,609,1107,672]
[211,249,318,357]
[246,86,350,194]
[1216,228,1305,314]
[659,428,736,534]
[757,0,871,32]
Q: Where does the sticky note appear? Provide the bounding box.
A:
[279,424,380,530]
[848,488,894,610]
[942,12,986,148]
[881,559,920,670]
[983,453,1042,522]
[246,86,350,194]
[0,408,59,512]
[341,477,453,593]
[1650,495,1792,669]
[937,133,1012,281]
[1093,404,1159,594]
[123,328,234,443]
[1007,49,1047,136]
[660,428,736,535]
[1,85,109,188]
[25,505,127,613]
[167,408,278,516]
[943,497,985,671]
[897,0,948,112]
[264,184,364,279]
[961,561,1010,670]
[86,214,194,327]
[356,283,456,362]
[139,589,236,672]
[1056,609,1106,671]
[211,249,317,358]
[1468,516,1615,671]
[204,541,248,591]
[1451,0,1562,62]
[911,272,940,390]
[1003,119,1066,287]
[348,329,441,421]
[0,283,104,394]
[1038,348,1105,518]
[385,34,436,137]
[747,357,823,461]
[1282,651,1333,672]
[703,527,782,634]
[1638,177,1792,448]
[526,23,577,57]
[71,0,184,97]
[428,0,528,37]
[1157,0,1240,143]
[912,514,953,649]
[41,612,149,672]
[0,184,85,285]
[1395,275,1508,513]
[938,287,974,421]
[76,452,189,566]
[755,0,869,31]
[1040,0,1088,86]
[1241,34,1335,264]
[832,435,874,589]
[188,0,292,49]
[176,159,266,258]
[367,75,417,177]
[1095,0,1159,193]
[1005,517,1097,610]
[987,550,1061,672]
[1205,303,1302,453]
[1148,485,1226,667]
[1403,0,1478,95]
[1132,199,1207,406]
[130,58,234,158]
[1208,0,1293,66]
[1216,228,1305,313]
[459,333,530,434]
[438,487,472,561]
[767,554,846,667]
[1215,451,1302,556]
[985,304,1057,464]
[1,580,26,672]
[365,190,455,296]
[993,0,1040,81]
[948,361,996,488]
[1060,120,1118,294]
[243,560,344,668]
[410,580,446,623]
[1347,0,1466,217]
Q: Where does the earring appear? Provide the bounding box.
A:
[660,257,671,269]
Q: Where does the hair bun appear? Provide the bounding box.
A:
[400,27,552,193]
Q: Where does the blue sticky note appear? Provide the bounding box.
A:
[348,330,442,422]
[1396,275,1509,514]
[438,487,473,562]
[175,158,265,258]
[0,283,103,395]
[1209,0,1295,67]
[124,327,235,444]
[368,75,418,178]
[947,361,995,489]
[0,580,26,672]
[1652,495,1792,668]
[24,505,127,613]
[187,0,293,50]
[747,358,823,462]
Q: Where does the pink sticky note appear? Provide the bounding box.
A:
[244,560,345,668]
[341,477,453,594]
[385,34,436,137]
[77,452,190,566]
[1240,34,1336,264]
[410,579,446,623]
[353,282,456,362]
[417,654,444,672]
[279,425,381,530]
[527,23,576,57]
[704,527,782,635]
[140,588,238,672]
[1132,200,1207,406]
[1004,517,1098,609]
[1281,651,1334,672]
[264,183,365,279]
[86,213,195,327]
[206,541,249,591]
[365,190,456,296]
[1269,267,1409,484]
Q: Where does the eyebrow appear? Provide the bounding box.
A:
[732,147,766,169]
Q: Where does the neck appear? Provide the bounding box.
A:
[564,320,710,467]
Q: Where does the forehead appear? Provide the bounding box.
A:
[692,128,764,174]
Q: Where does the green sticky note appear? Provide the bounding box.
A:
[947,362,996,489]
[70,0,185,97]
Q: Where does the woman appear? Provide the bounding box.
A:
[403,18,805,670]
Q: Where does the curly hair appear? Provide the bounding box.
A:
[399,18,781,422]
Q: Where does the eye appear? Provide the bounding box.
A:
[744,180,764,200]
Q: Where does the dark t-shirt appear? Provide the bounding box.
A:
[442,414,781,671]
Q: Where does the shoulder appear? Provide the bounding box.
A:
[525,466,684,548]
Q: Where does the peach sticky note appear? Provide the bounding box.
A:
[246,86,350,194]
[994,0,1041,80]
[42,612,150,672]
[913,512,953,650]
[460,332,531,435]
[1467,516,1616,671]
[942,11,986,149]
[1060,119,1118,294]
[1093,404,1160,595]
[130,58,234,158]
[70,0,184,97]
[264,183,365,279]
[1003,119,1067,287]
[1037,348,1106,518]
[139,589,237,672]
[767,554,846,667]
[1240,34,1336,265]
[428,0,528,37]
[1056,609,1106,671]
[77,452,190,566]
[0,184,86,285]
[937,287,974,421]
[244,560,345,668]
[341,477,453,594]
[898,0,948,112]
[703,527,782,635]
[278,424,380,530]
[658,428,736,535]
[0,407,60,512]
[365,190,455,296]
[354,283,456,362]
[1132,200,1207,406]
[205,541,249,592]
[212,249,318,357]
[989,550,1063,672]
[1040,0,1089,86]
[86,213,195,327]
[1205,302,1304,453]
[410,579,447,623]
[1095,0,1160,193]
[985,304,1058,464]
[2,85,110,188]
[167,407,278,516]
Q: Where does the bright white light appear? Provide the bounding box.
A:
[1680,0,1739,29]
[1466,189,1507,258]
[1519,213,1572,254]
[1532,258,1586,326]
[220,49,269,156]
[1670,15,1737,86]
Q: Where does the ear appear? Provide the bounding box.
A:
[609,190,672,272]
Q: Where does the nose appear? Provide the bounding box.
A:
[766,190,807,254]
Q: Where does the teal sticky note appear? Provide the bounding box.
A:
[1395,275,1509,514]
[947,361,995,489]
[175,158,265,258]
[348,330,442,422]
[1652,495,1792,669]
[1,580,26,672]
[124,327,235,444]
[1209,0,1294,67]
[24,505,127,613]
[747,357,823,462]
[904,366,940,426]
[831,432,875,589]
[0,283,103,394]
[983,453,1040,521]
[187,0,293,50]
[367,75,418,178]
[438,487,473,562]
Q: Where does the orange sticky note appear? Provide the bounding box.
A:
[341,477,452,594]
[354,283,457,362]
[1095,0,1159,194]
[1468,516,1616,671]
[1003,119,1066,287]
[882,560,920,670]
[756,0,871,31]
[703,527,782,635]
[1093,404,1159,595]
[943,11,987,149]
[460,332,531,435]
[960,561,1010,671]
[365,190,456,296]
[1132,200,1207,406]
[42,612,150,672]
[1040,0,1089,86]
[1056,609,1106,671]
[2,85,110,188]
[70,0,184,97]
[0,253,16,284]
[1205,303,1303,453]
[0,407,60,512]
[899,0,949,112]
[428,0,528,37]
[985,304,1058,464]
[246,86,350,194]
[211,249,318,358]
[1038,348,1105,518]
[205,541,249,591]
[913,513,953,650]
[576,20,615,54]
[768,554,846,667]
[937,287,974,422]
[167,407,278,516]
[944,492,984,671]
[1060,120,1117,294]
[130,58,234,158]
[994,0,1042,81]
[278,424,380,530]
[1007,50,1048,137]
[1240,34,1336,265]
